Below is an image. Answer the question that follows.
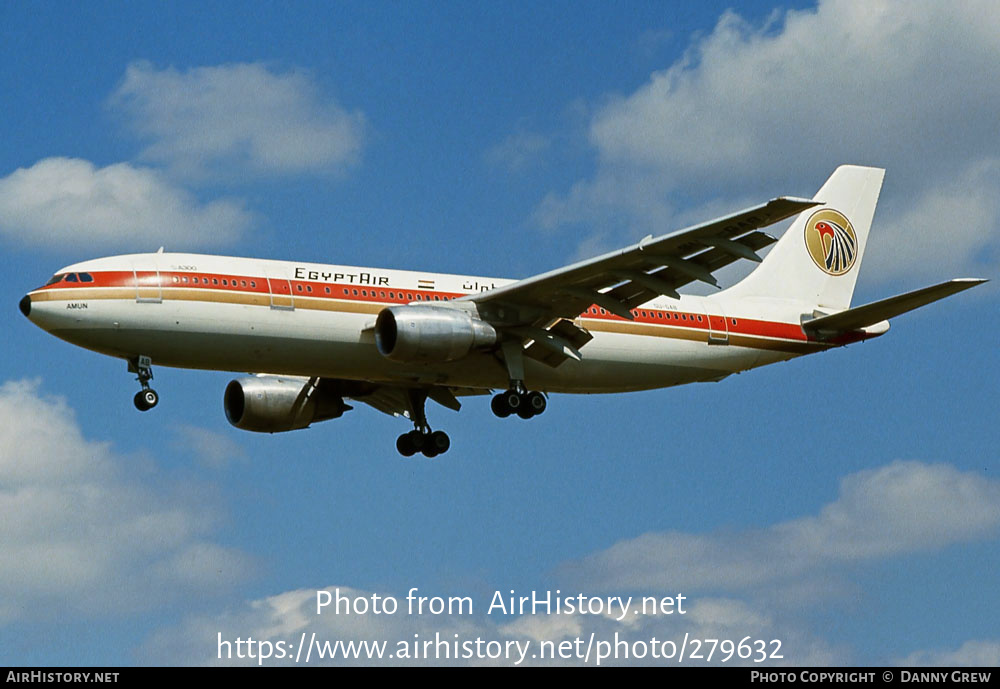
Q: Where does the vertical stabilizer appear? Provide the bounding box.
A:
[724,165,885,310]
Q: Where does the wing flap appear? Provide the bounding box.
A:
[523,318,594,368]
[342,382,490,418]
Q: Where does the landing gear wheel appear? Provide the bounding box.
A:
[129,356,158,412]
[133,388,159,411]
[525,391,546,416]
[407,430,426,453]
[516,399,535,419]
[495,389,546,419]
[395,389,452,458]
[424,430,450,457]
[397,429,449,458]
[492,389,522,418]
[396,433,417,457]
[491,393,511,418]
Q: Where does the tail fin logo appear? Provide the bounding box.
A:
[804,209,858,275]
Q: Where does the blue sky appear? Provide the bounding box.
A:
[1,0,998,666]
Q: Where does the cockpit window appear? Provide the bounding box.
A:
[78,272,94,282]
[45,274,66,286]
[65,273,79,282]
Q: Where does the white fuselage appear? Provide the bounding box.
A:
[25,252,842,394]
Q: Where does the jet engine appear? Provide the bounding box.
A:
[374,305,497,363]
[224,376,349,433]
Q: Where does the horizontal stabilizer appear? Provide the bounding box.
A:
[803,278,987,337]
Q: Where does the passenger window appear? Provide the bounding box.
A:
[212,278,219,285]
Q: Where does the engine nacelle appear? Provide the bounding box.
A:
[224,376,349,433]
[374,305,497,363]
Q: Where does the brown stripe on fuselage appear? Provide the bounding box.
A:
[31,287,135,302]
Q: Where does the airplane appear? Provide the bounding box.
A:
[18,165,986,457]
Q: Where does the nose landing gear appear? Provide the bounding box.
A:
[129,356,159,411]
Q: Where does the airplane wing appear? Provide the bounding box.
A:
[458,196,820,365]
[329,380,489,419]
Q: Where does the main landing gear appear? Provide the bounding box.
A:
[129,356,159,412]
[492,340,547,420]
[396,389,450,458]
[491,388,546,419]
[396,428,451,458]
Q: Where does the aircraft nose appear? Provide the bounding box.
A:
[19,294,31,318]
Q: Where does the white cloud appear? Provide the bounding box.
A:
[540,0,1000,280]
[0,380,250,623]
[0,61,367,250]
[173,424,246,469]
[111,61,366,178]
[561,461,1000,592]
[0,157,252,249]
[870,159,1000,280]
[140,459,996,666]
[897,639,1000,667]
